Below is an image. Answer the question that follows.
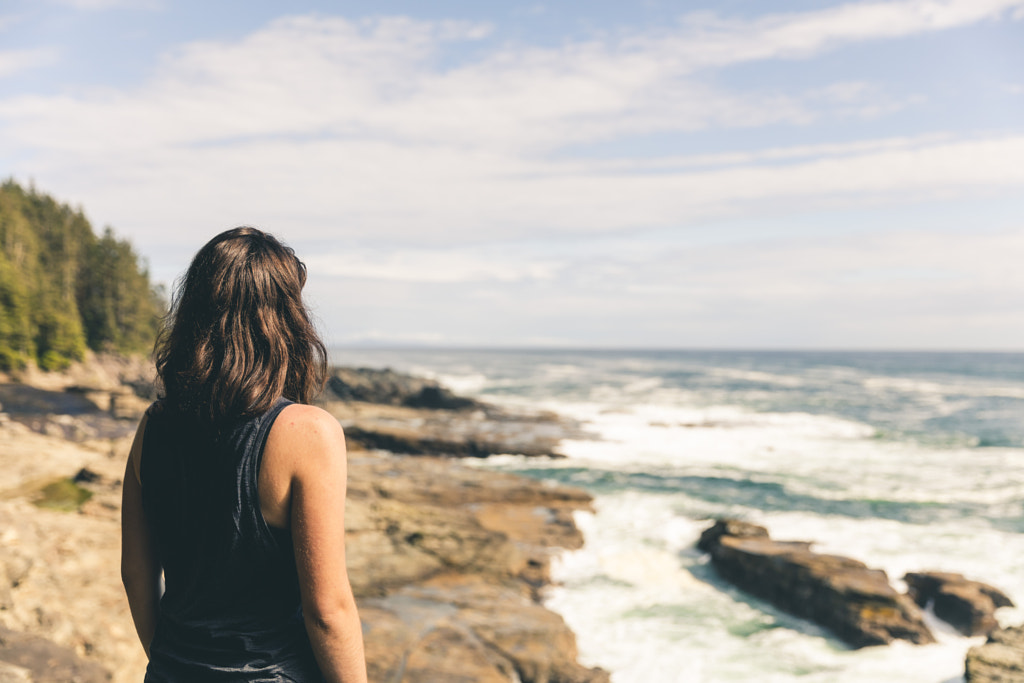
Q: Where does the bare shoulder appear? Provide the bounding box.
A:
[268,404,346,467]
[274,403,345,438]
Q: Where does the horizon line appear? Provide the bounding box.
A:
[327,344,1024,355]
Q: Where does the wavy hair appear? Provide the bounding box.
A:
[155,227,327,422]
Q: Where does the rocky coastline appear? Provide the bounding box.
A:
[0,357,607,682]
[4,356,1024,682]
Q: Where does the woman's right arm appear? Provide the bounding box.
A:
[270,405,367,683]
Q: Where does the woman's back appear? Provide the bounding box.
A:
[121,227,365,682]
[140,398,321,682]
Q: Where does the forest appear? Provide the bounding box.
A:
[0,180,164,370]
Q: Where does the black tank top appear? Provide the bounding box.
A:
[140,398,323,682]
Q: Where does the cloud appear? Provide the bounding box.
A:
[304,247,562,284]
[664,0,1024,68]
[2,3,1023,253]
[48,0,160,9]
[0,48,58,79]
[303,226,1024,348]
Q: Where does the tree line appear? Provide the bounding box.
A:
[0,180,165,371]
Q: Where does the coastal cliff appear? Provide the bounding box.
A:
[0,358,607,682]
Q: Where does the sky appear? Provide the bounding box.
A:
[2,0,1024,350]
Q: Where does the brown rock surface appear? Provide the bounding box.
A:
[699,518,935,648]
[361,575,608,683]
[0,625,109,683]
[0,363,608,683]
[905,571,1014,637]
[0,421,146,682]
[345,454,608,681]
[966,624,1024,683]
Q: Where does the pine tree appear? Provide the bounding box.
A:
[0,180,165,370]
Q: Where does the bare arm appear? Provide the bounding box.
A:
[120,412,161,658]
[269,406,367,683]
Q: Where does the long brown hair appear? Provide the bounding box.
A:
[155,227,327,422]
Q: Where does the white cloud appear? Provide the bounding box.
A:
[0,48,58,78]
[9,0,1021,156]
[1,2,1023,274]
[665,0,1024,68]
[303,226,1024,348]
[49,0,160,9]
[304,248,561,284]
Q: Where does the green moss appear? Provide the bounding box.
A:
[33,477,93,511]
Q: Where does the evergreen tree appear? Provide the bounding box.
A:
[0,180,165,370]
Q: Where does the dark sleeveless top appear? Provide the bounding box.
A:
[140,398,323,682]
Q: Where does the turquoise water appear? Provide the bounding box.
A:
[331,348,1024,683]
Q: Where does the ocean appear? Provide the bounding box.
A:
[330,348,1024,683]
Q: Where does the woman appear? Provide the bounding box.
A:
[120,227,367,682]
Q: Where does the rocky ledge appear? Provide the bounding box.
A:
[0,358,607,683]
[698,519,1016,654]
[698,519,935,648]
[347,456,606,682]
[320,367,588,459]
[966,624,1024,683]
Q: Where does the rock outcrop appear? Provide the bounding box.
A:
[905,571,1014,637]
[344,454,607,682]
[698,519,935,648]
[966,624,1024,683]
[325,367,481,411]
[319,368,585,459]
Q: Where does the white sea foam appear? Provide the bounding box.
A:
[863,375,1024,400]
[429,370,490,395]
[704,366,808,388]
[343,348,1024,683]
[497,396,1024,682]
[543,495,987,683]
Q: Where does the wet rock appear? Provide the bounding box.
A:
[966,624,1024,683]
[697,518,770,552]
[321,366,584,458]
[905,571,1014,636]
[343,422,564,458]
[325,367,482,411]
[699,518,935,648]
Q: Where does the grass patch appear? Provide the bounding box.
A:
[33,478,93,512]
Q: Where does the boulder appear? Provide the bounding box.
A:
[966,624,1024,683]
[697,518,769,552]
[905,571,1014,636]
[699,518,935,648]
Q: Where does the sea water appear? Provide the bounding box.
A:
[330,349,1024,683]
